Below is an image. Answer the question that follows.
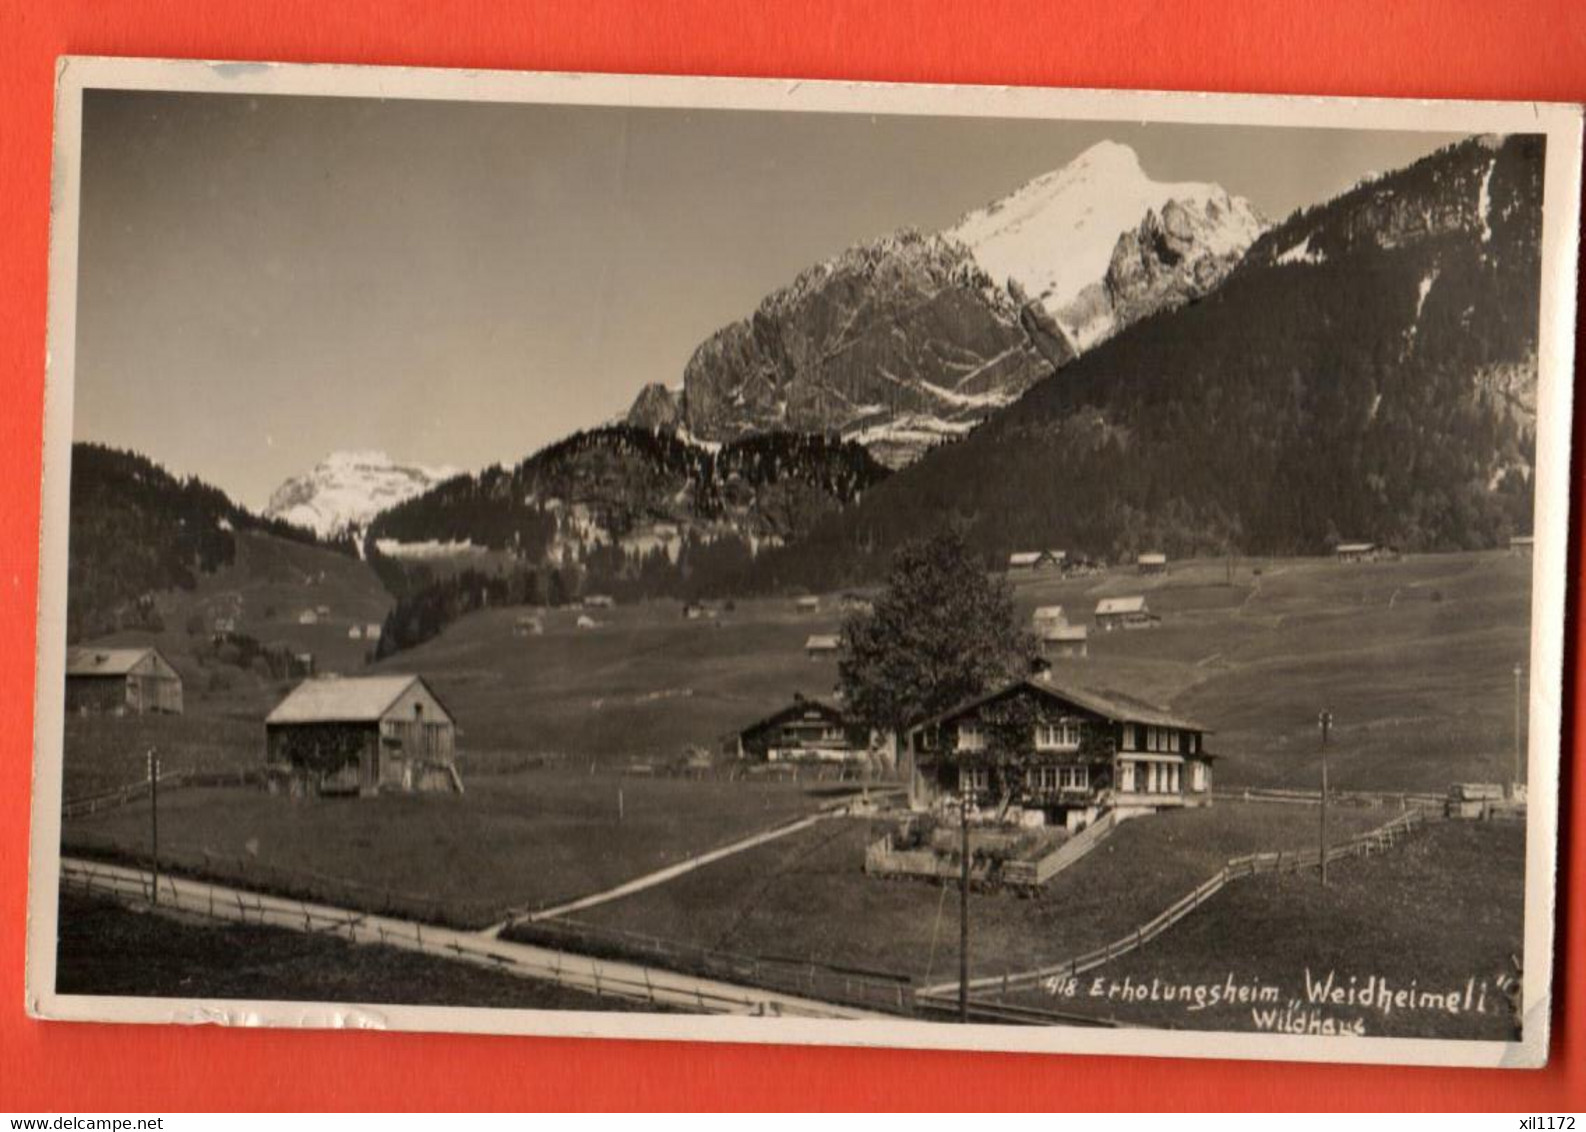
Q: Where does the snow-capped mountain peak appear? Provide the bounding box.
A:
[264,450,460,540]
[947,140,1266,348]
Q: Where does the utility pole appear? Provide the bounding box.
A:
[1514,663,1525,798]
[147,749,160,906]
[1317,711,1332,887]
[959,788,970,1023]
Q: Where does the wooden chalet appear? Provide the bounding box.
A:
[1094,595,1159,631]
[1334,541,1377,563]
[265,675,460,796]
[804,633,841,659]
[905,675,1215,830]
[1040,623,1088,659]
[65,646,184,716]
[729,694,869,764]
[1137,552,1168,574]
[1007,549,1065,571]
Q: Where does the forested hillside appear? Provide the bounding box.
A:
[67,443,352,642]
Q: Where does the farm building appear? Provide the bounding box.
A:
[1008,549,1064,571]
[347,625,364,640]
[730,694,870,763]
[905,675,1215,830]
[65,647,184,716]
[297,609,319,625]
[576,614,599,630]
[1335,541,1377,563]
[1031,605,1067,630]
[805,633,841,659]
[583,594,615,609]
[1510,535,1534,556]
[1094,595,1159,631]
[1040,624,1089,659]
[1137,552,1168,574]
[364,623,382,640]
[265,674,460,796]
[683,602,707,620]
[794,595,821,612]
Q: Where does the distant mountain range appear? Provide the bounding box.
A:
[625,141,1265,467]
[263,450,459,540]
[749,133,1543,589]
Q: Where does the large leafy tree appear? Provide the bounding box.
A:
[838,530,1034,757]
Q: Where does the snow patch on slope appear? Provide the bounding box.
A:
[265,450,460,540]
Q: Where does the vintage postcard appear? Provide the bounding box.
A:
[27,57,1583,1067]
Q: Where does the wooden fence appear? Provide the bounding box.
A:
[1003,810,1120,887]
[866,809,1120,890]
[59,857,875,1019]
[920,806,1432,1001]
[503,916,916,1015]
[62,768,262,820]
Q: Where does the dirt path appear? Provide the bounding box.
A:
[485,809,842,934]
[60,856,883,1020]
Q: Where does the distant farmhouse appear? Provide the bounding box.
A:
[905,675,1215,830]
[65,646,183,716]
[583,594,615,610]
[794,595,821,612]
[1510,535,1534,556]
[804,633,841,659]
[364,623,382,640]
[839,592,874,614]
[1040,623,1089,659]
[576,614,599,630]
[348,625,364,640]
[265,674,460,796]
[297,609,319,625]
[1333,541,1401,563]
[729,694,870,763]
[1031,605,1067,631]
[1094,595,1160,631]
[1137,552,1168,575]
[1008,549,1065,572]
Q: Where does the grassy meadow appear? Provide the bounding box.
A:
[1003,818,1526,1040]
[569,802,1392,983]
[61,769,840,926]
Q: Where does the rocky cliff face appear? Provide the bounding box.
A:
[625,383,683,431]
[677,229,1071,467]
[633,141,1264,467]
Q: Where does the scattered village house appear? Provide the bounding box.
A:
[1031,605,1067,630]
[583,594,615,610]
[1094,595,1160,631]
[728,694,872,763]
[364,622,382,640]
[1040,623,1089,659]
[794,595,821,612]
[905,675,1215,831]
[65,646,184,716]
[805,633,841,660]
[297,609,318,625]
[1334,541,1377,563]
[265,674,461,796]
[1137,551,1168,575]
[1007,549,1065,572]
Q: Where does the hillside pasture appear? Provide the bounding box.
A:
[371,594,851,760]
[570,801,1393,983]
[60,769,838,927]
[1002,818,1525,1040]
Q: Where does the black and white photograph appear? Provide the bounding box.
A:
[27,59,1583,1067]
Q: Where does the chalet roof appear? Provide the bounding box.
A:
[739,696,849,736]
[1137,552,1167,565]
[1335,542,1375,553]
[1032,605,1066,621]
[1008,549,1065,565]
[916,677,1208,735]
[266,675,442,725]
[1095,596,1147,615]
[805,634,841,650]
[65,647,163,677]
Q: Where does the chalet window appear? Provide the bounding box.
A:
[1034,721,1080,750]
[958,766,988,792]
[1192,762,1207,792]
[1123,723,1137,750]
[1059,765,1089,790]
[1028,765,1059,790]
[957,722,986,751]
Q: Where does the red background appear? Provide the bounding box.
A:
[2,0,1584,1111]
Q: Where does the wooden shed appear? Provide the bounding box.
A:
[65,647,184,716]
[265,674,460,796]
